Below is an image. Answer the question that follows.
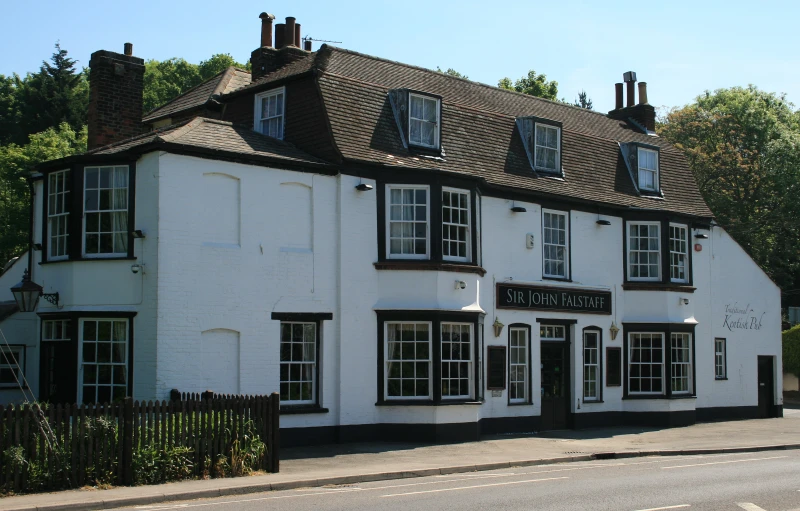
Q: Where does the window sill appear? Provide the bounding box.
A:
[715,377,728,381]
[40,256,137,265]
[542,276,571,282]
[376,399,483,406]
[622,394,697,400]
[374,261,486,276]
[508,402,533,407]
[622,283,695,293]
[581,400,604,404]
[280,406,329,415]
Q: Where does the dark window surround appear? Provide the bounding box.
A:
[507,323,533,405]
[714,337,728,380]
[40,162,137,264]
[531,119,563,175]
[376,310,484,405]
[622,214,693,288]
[582,326,603,403]
[406,89,443,153]
[0,344,26,389]
[541,207,571,281]
[630,142,662,196]
[37,311,137,400]
[606,346,622,387]
[376,175,481,268]
[487,345,506,391]
[271,312,331,413]
[622,322,696,399]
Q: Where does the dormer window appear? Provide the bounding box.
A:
[408,93,440,149]
[637,147,659,191]
[534,123,561,172]
[254,87,285,140]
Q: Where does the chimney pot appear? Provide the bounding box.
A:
[294,23,301,48]
[614,83,623,110]
[285,17,296,47]
[259,12,275,48]
[275,23,286,48]
[304,39,312,51]
[124,42,133,56]
[638,82,648,105]
[623,71,637,83]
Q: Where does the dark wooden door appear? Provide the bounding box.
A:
[540,343,569,430]
[39,342,77,404]
[757,356,774,418]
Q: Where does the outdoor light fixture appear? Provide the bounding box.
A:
[493,317,504,337]
[131,229,146,239]
[10,269,59,312]
[32,243,43,251]
[596,219,611,226]
[510,201,527,213]
[694,233,709,239]
[609,321,620,341]
[355,183,373,191]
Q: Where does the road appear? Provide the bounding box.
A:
[128,450,800,511]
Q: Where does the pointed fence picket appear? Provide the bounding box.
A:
[0,392,279,494]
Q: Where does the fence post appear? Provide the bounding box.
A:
[269,392,280,473]
[122,397,133,486]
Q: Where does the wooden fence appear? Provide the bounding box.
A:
[0,393,279,494]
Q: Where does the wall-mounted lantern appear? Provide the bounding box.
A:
[609,321,620,341]
[493,317,504,337]
[10,269,59,312]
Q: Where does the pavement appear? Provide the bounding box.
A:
[2,405,799,511]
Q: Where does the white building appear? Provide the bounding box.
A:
[0,14,783,446]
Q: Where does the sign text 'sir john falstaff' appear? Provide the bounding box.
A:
[497,283,612,315]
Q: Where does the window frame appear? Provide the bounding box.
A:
[376,311,483,405]
[714,338,727,380]
[384,321,433,401]
[47,169,71,261]
[582,328,602,402]
[440,322,475,400]
[82,165,131,258]
[623,323,696,399]
[627,221,662,282]
[670,332,693,395]
[279,321,319,405]
[441,187,472,263]
[407,92,441,150]
[627,332,665,396]
[541,208,570,280]
[508,324,531,405]
[385,184,431,260]
[533,122,562,173]
[0,345,26,389]
[77,317,131,404]
[637,147,659,192]
[253,86,286,140]
[669,223,689,284]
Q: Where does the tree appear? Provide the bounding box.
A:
[0,123,86,267]
[573,90,593,110]
[498,70,558,101]
[659,86,800,305]
[436,67,468,80]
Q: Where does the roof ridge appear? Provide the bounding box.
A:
[212,67,238,96]
[158,117,207,142]
[85,120,193,154]
[322,45,621,122]
[142,68,230,118]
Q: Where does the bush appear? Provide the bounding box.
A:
[783,325,800,377]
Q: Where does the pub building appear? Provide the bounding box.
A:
[0,13,783,446]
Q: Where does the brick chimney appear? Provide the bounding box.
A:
[87,44,145,149]
[607,71,656,132]
[250,13,310,81]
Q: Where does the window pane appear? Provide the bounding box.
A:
[280,321,318,404]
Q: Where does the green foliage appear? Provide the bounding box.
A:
[0,123,86,269]
[498,70,559,101]
[784,325,800,377]
[132,446,193,486]
[659,86,800,304]
[573,90,593,110]
[436,67,468,80]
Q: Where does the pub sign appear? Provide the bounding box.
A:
[497,283,612,315]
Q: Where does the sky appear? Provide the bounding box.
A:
[3,0,800,114]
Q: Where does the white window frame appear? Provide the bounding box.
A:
[386,184,430,260]
[542,209,569,279]
[669,223,689,283]
[534,123,561,172]
[440,322,473,400]
[47,169,70,260]
[78,318,129,404]
[43,319,71,341]
[670,333,693,395]
[638,147,659,192]
[509,327,529,404]
[384,321,432,400]
[714,338,727,380]
[628,332,665,396]
[583,330,600,402]
[441,187,471,263]
[627,221,661,282]
[408,93,440,149]
[279,322,318,405]
[82,166,130,258]
[0,345,25,388]
[253,87,286,140]
[540,324,566,341]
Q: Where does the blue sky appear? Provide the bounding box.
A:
[3,0,799,114]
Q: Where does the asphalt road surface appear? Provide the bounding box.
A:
[128,450,800,511]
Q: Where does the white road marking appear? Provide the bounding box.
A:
[632,505,690,511]
[662,456,788,469]
[380,476,568,497]
[737,503,768,511]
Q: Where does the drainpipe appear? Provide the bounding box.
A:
[27,178,35,279]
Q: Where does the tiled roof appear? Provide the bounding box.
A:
[309,46,712,217]
[89,117,331,167]
[142,67,251,122]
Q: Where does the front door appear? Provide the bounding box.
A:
[540,343,569,430]
[757,356,775,418]
[39,342,78,404]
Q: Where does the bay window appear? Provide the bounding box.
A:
[0,345,25,388]
[83,166,129,257]
[79,318,129,404]
[625,325,695,398]
[47,169,70,260]
[385,322,432,400]
[669,224,689,283]
[442,188,470,262]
